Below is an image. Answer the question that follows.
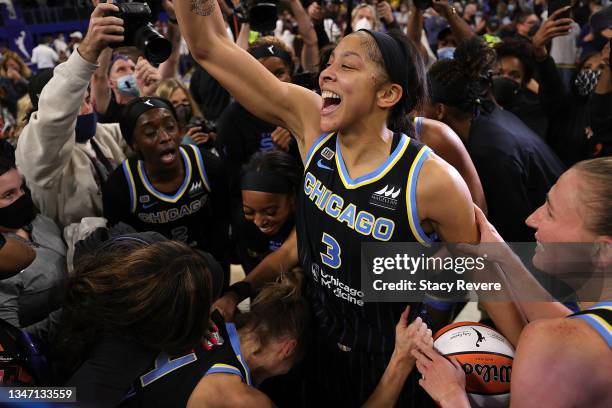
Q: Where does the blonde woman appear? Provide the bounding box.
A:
[155,78,216,147]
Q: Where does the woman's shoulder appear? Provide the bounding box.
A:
[517,317,608,364]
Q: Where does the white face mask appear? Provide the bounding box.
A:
[353,17,373,31]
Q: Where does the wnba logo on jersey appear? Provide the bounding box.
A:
[369,185,401,211]
[320,147,335,160]
[311,263,320,283]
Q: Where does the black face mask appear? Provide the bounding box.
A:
[492,77,521,107]
[0,193,35,229]
[174,104,193,128]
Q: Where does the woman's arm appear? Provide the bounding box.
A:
[459,206,573,345]
[236,22,250,51]
[159,0,182,79]
[418,156,479,244]
[0,235,35,279]
[91,48,113,116]
[407,7,429,61]
[188,373,275,408]
[175,0,321,155]
[363,310,431,407]
[289,0,319,73]
[212,228,298,321]
[412,340,471,408]
[420,119,487,214]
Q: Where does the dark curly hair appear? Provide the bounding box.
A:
[494,38,536,85]
[428,37,497,113]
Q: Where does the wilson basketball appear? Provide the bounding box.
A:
[433,322,514,408]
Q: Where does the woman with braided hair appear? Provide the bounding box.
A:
[424,37,565,242]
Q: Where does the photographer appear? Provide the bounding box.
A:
[15,1,130,227]
[92,0,178,124]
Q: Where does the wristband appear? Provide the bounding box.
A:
[227,281,253,302]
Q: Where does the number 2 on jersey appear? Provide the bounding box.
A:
[320,233,341,269]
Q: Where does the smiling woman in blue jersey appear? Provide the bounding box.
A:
[102,97,230,279]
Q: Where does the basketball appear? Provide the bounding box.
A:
[433,322,514,408]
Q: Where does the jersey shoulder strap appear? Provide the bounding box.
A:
[569,302,612,348]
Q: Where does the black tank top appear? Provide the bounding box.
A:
[120,313,251,407]
[297,132,435,355]
[120,144,214,248]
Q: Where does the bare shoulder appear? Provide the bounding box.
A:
[418,118,463,149]
[188,373,274,408]
[416,154,477,242]
[511,318,612,408]
[417,154,466,202]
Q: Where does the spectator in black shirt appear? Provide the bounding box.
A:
[425,37,565,241]
[215,36,301,200]
[492,38,549,139]
[530,9,612,164]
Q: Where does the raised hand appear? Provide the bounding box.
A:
[532,6,573,59]
[271,126,292,152]
[392,308,433,365]
[78,2,125,64]
[135,57,162,96]
[376,1,394,25]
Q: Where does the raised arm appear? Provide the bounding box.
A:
[16,2,124,190]
[289,0,319,73]
[91,48,113,116]
[175,0,322,155]
[159,0,182,79]
[407,7,429,61]
[432,0,475,43]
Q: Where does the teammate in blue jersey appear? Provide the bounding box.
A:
[176,1,478,405]
[413,157,612,408]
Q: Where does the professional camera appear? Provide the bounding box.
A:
[185,116,215,134]
[232,0,278,34]
[107,1,171,65]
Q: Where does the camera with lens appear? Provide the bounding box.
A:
[233,0,278,34]
[107,0,172,65]
[186,117,216,134]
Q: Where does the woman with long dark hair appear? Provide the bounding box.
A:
[175,0,479,405]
